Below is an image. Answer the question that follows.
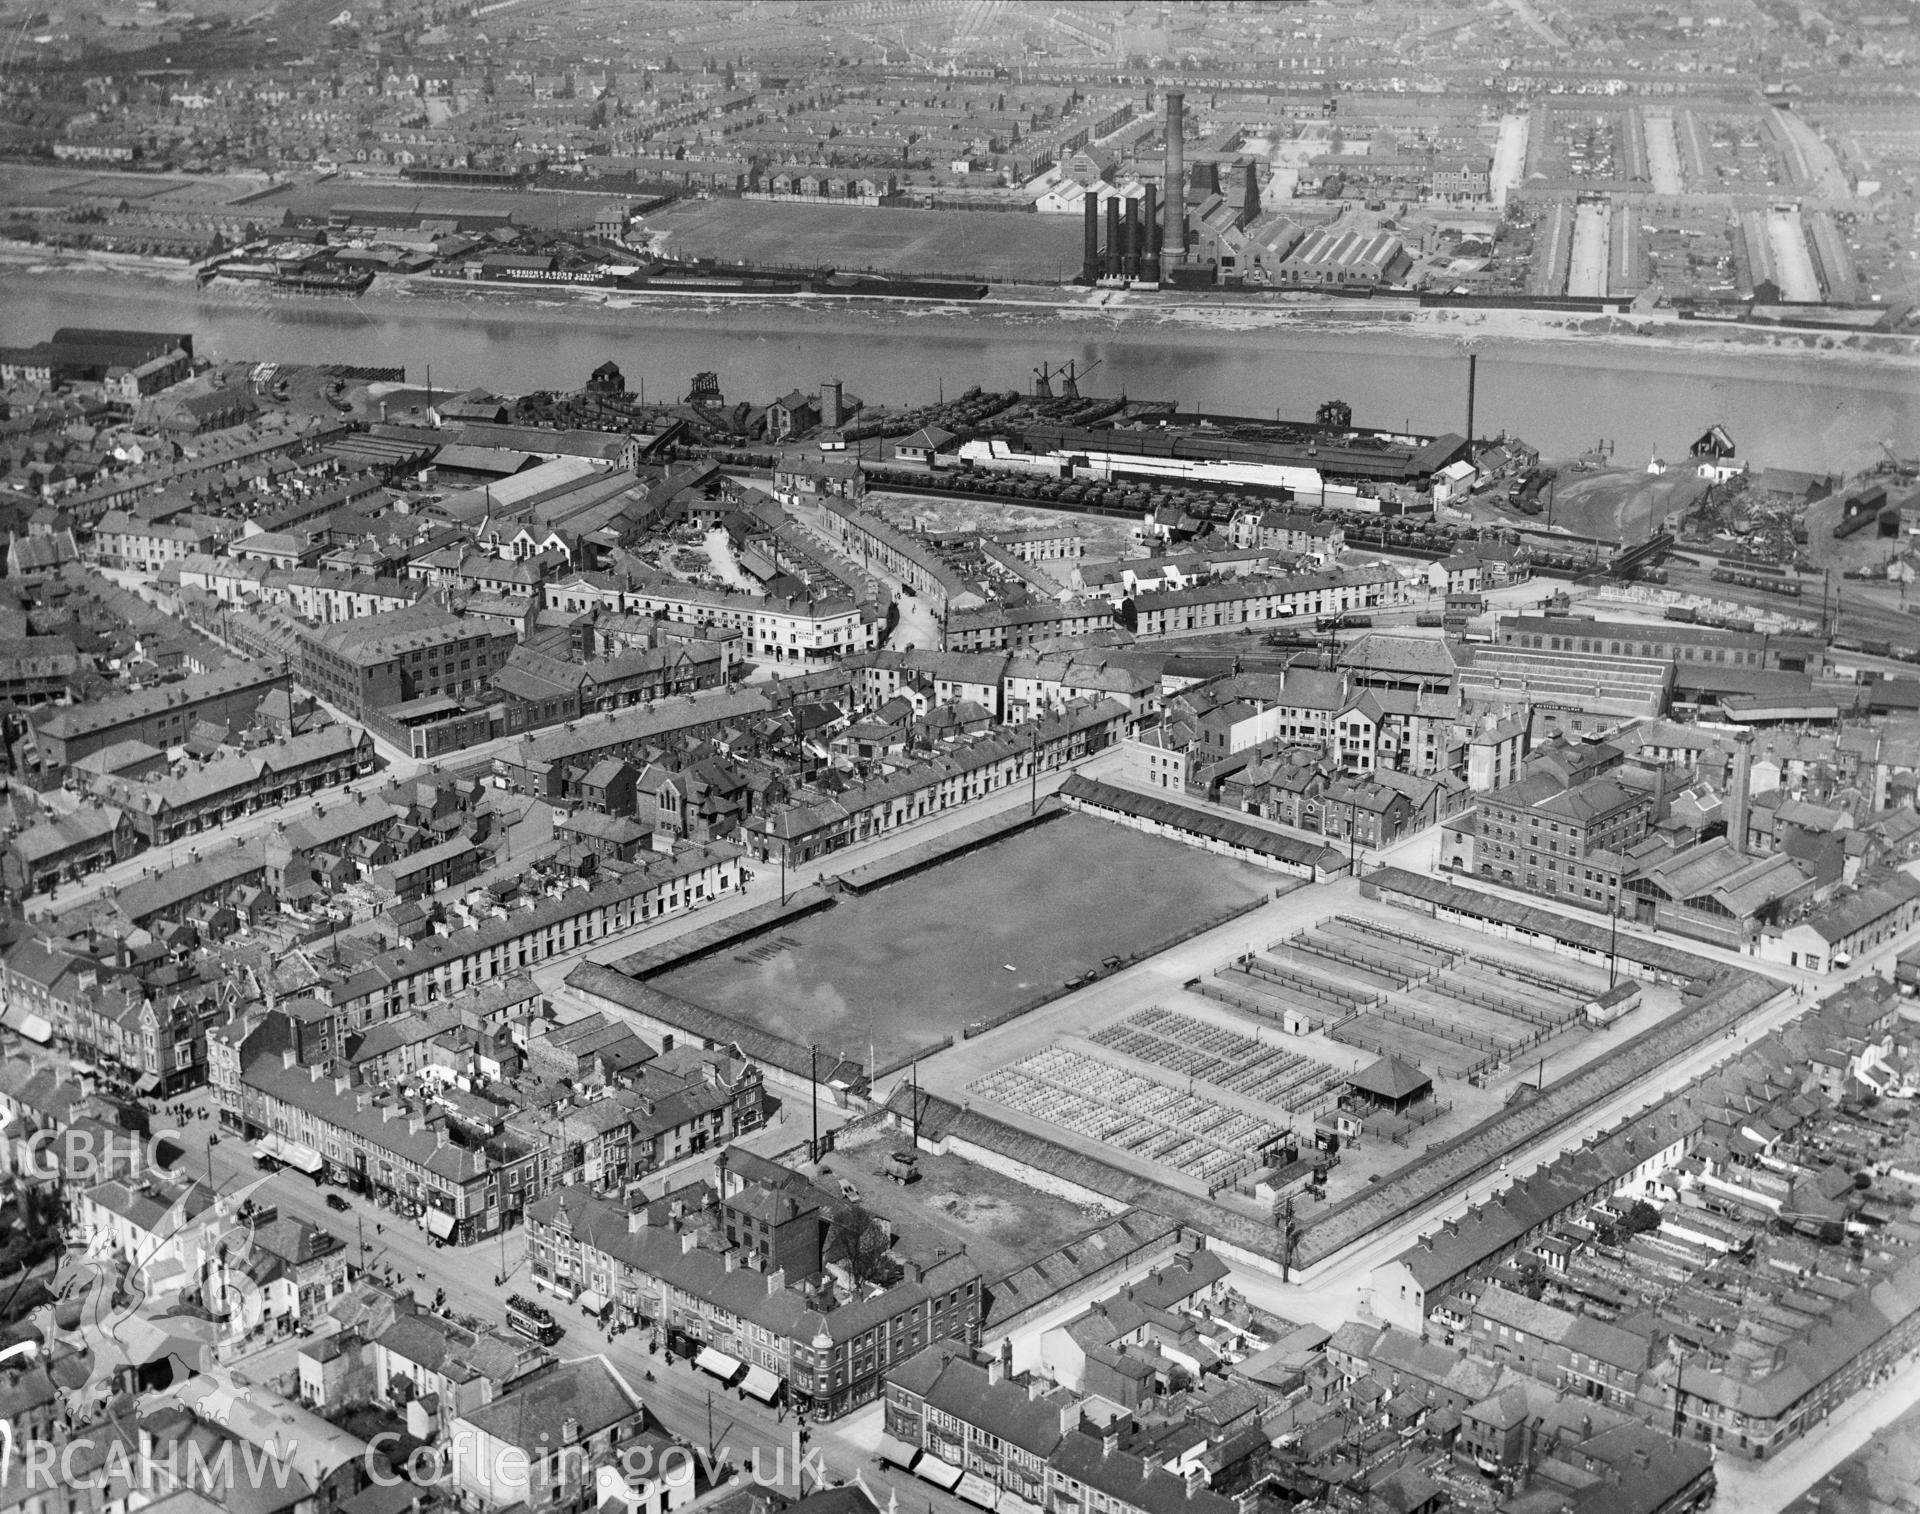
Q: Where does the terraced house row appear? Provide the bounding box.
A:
[91,725,375,846]
[943,567,1411,652]
[741,699,1128,866]
[544,569,885,667]
[319,843,746,1026]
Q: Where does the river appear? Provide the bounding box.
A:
[5,277,1913,474]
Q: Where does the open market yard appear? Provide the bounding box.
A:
[643,198,1085,281]
[654,814,1272,1076]
[936,884,1691,1217]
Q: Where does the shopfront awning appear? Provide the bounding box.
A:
[741,1366,782,1403]
[694,1347,742,1383]
[255,1133,324,1174]
[425,1209,456,1239]
[956,1472,999,1510]
[876,1436,921,1472]
[914,1458,963,1492]
[999,1493,1044,1514]
[133,1072,161,1094]
[577,1290,608,1314]
[1,1007,51,1044]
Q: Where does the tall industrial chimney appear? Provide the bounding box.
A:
[822,379,844,429]
[1161,89,1185,279]
[1082,191,1100,283]
[1465,351,1477,452]
[1121,197,1139,280]
[1105,195,1121,280]
[1243,162,1261,223]
[1727,733,1753,857]
[1142,183,1159,281]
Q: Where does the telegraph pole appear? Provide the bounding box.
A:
[1273,1194,1299,1284]
[809,1045,819,1163]
[1608,885,1621,990]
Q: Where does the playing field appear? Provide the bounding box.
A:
[645,198,1085,282]
[655,815,1270,1071]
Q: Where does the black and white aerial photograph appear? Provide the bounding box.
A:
[0,3,1916,1512]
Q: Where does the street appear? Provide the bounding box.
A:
[164,1093,979,1512]
[1567,203,1610,299]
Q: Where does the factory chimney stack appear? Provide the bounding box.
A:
[1466,351,1477,453]
[1142,183,1160,281]
[1161,89,1185,280]
[1728,733,1754,857]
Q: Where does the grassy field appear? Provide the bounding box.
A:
[656,815,1271,1072]
[644,198,1084,282]
[0,164,254,211]
[243,179,603,231]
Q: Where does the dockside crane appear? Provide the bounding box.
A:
[1034,359,1104,399]
[1060,359,1101,399]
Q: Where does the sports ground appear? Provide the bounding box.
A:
[655,814,1271,1072]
